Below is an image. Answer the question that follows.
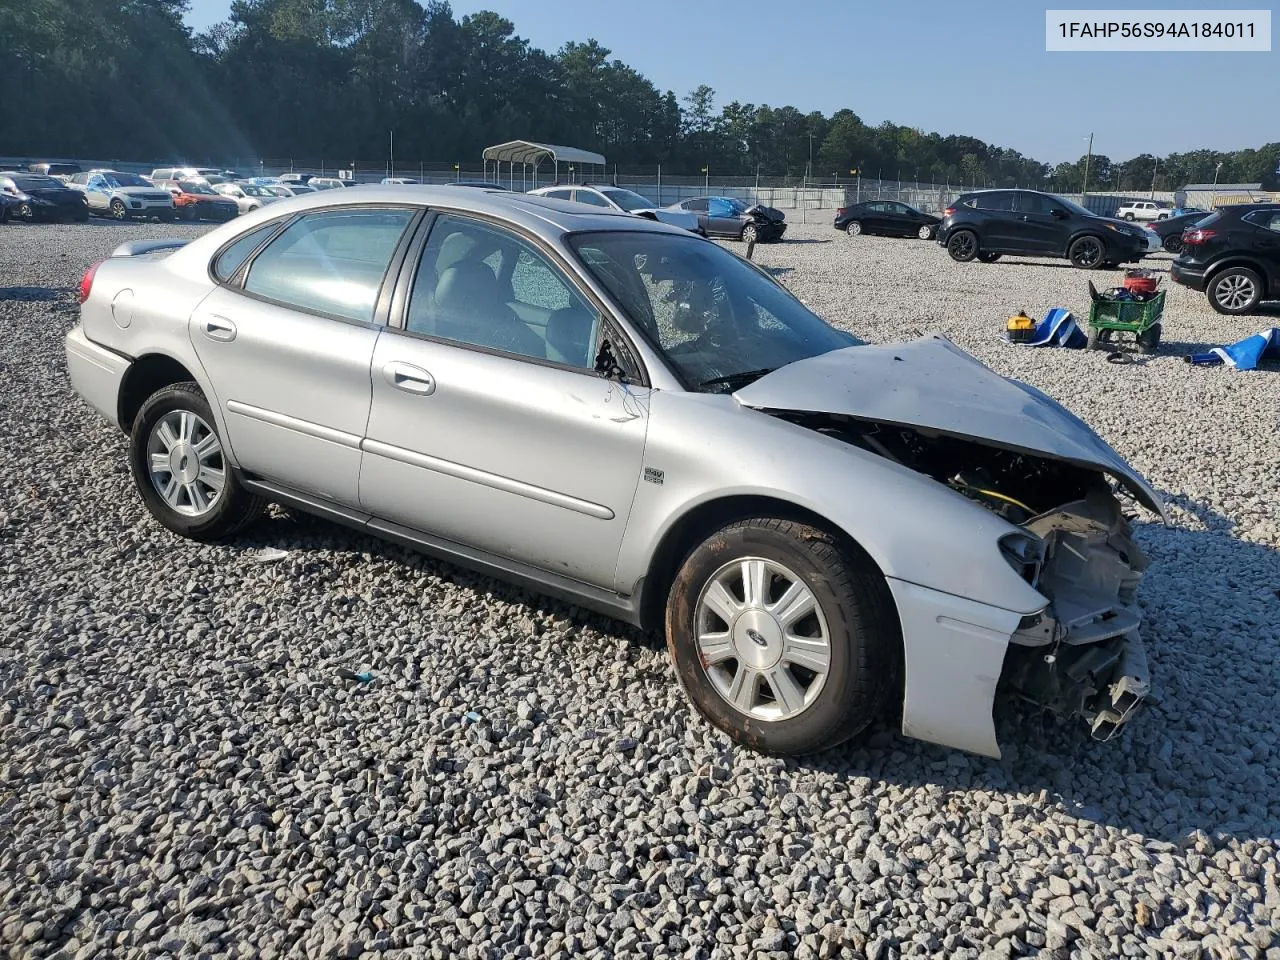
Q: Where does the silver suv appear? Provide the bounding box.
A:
[65,187,1162,758]
[68,171,177,220]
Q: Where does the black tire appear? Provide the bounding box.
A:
[1123,213,1136,221]
[109,198,128,221]
[947,230,978,262]
[916,224,934,240]
[977,252,1002,263]
[1207,266,1263,315]
[665,517,901,756]
[1087,328,1102,351]
[741,223,758,244]
[1068,235,1107,269]
[1137,324,1161,355]
[17,203,32,221]
[128,382,265,542]
[845,221,863,237]
[1162,234,1183,254]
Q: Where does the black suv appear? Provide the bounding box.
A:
[1171,204,1280,315]
[936,189,1149,269]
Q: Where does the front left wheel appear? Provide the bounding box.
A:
[1068,235,1106,269]
[110,198,128,221]
[917,224,934,240]
[128,382,265,541]
[665,518,900,756]
[741,223,759,244]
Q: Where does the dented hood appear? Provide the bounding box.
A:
[734,336,1166,519]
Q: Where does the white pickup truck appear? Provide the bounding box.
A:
[1116,200,1173,222]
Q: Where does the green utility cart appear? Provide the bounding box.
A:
[1087,289,1165,354]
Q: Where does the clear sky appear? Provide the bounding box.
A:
[182,0,1275,164]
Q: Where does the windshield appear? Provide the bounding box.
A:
[570,232,858,392]
[601,189,655,212]
[105,173,150,188]
[180,181,216,195]
[1051,194,1095,217]
[11,176,62,190]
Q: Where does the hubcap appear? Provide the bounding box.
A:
[694,557,831,722]
[848,222,861,235]
[1216,275,1255,310]
[146,410,225,517]
[918,225,931,239]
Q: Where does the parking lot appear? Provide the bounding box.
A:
[2,218,1278,958]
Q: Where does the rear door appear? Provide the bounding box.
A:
[359,212,650,587]
[681,197,710,233]
[1242,209,1280,293]
[972,191,1019,250]
[189,205,419,507]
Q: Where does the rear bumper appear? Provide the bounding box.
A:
[1171,261,1207,291]
[65,325,130,428]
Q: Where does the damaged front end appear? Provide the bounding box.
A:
[772,411,1154,742]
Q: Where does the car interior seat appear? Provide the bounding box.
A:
[545,305,598,368]
[434,260,545,358]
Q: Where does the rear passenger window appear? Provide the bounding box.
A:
[974,192,1015,212]
[573,190,611,207]
[243,208,415,322]
[213,222,282,282]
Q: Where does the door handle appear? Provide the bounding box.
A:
[383,361,435,396]
[203,316,237,342]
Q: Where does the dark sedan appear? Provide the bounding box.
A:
[667,196,787,242]
[1144,209,1212,254]
[834,200,940,239]
[0,174,89,222]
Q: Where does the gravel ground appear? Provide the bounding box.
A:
[2,217,1279,960]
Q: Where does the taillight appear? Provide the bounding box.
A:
[1182,228,1216,246]
[835,207,847,216]
[79,260,103,304]
[943,207,955,217]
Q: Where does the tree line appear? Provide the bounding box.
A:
[3,0,1276,191]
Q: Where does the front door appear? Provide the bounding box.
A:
[359,212,649,588]
[1014,191,1070,254]
[189,205,419,507]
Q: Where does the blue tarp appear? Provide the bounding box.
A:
[1188,328,1280,370]
[1001,307,1087,349]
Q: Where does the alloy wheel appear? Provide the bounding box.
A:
[917,224,933,239]
[846,221,862,236]
[694,557,831,721]
[1215,274,1257,311]
[146,410,225,517]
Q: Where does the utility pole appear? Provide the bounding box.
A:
[1212,160,1223,190]
[1150,156,1158,197]
[389,130,395,179]
[1081,132,1093,196]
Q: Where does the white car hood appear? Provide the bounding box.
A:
[116,186,170,197]
[734,336,1166,519]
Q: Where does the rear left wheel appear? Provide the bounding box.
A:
[742,223,759,244]
[1207,267,1263,315]
[665,518,900,756]
[845,221,863,236]
[128,382,265,541]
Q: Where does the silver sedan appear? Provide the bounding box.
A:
[65,187,1163,757]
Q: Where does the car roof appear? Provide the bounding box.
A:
[219,184,689,241]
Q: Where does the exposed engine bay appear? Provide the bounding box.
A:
[773,410,1153,740]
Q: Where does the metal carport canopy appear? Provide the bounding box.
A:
[481,141,606,167]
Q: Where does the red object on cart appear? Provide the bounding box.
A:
[1123,269,1160,296]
